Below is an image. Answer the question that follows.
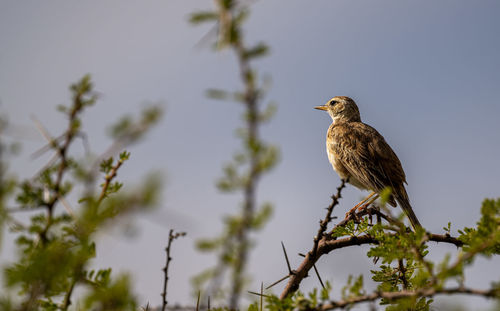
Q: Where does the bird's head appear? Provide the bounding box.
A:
[314,96,361,123]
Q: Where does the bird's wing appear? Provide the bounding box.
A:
[328,122,406,193]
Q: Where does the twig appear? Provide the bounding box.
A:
[317,286,498,310]
[22,88,92,310]
[97,155,126,205]
[161,229,186,311]
[398,259,408,290]
[313,179,347,255]
[37,95,84,243]
[61,278,77,310]
[446,231,496,273]
[410,234,436,284]
[279,180,347,298]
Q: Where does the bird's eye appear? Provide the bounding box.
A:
[329,100,336,105]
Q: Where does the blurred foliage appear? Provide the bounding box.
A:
[0,116,18,247]
[190,0,279,309]
[0,75,161,310]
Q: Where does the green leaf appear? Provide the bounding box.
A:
[189,11,218,24]
[251,203,273,230]
[206,88,229,100]
[99,157,113,174]
[119,150,130,161]
[243,43,269,60]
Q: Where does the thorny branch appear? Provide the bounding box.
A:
[161,230,186,311]
[278,181,465,299]
[313,178,347,255]
[192,1,276,308]
[227,15,261,311]
[398,259,408,290]
[5,76,162,311]
[16,77,97,311]
[61,279,77,311]
[37,102,85,244]
[279,232,464,299]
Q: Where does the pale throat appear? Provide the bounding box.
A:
[329,113,361,124]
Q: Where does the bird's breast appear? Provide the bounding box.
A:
[325,128,367,190]
[326,140,346,178]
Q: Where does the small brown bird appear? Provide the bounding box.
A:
[315,96,421,229]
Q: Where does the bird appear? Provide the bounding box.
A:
[315,96,421,229]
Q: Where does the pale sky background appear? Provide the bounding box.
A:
[1,1,500,310]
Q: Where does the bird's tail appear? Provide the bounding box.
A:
[395,186,422,230]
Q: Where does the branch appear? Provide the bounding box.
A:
[97,154,127,205]
[230,26,261,311]
[37,92,86,244]
[445,230,497,274]
[161,229,186,311]
[61,278,77,310]
[208,2,271,308]
[318,286,498,310]
[313,179,347,255]
[324,233,462,252]
[326,205,395,238]
[279,199,464,299]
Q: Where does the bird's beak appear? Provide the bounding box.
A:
[314,105,328,111]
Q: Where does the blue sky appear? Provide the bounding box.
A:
[1,1,499,309]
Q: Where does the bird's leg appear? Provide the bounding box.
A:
[358,193,379,211]
[345,191,377,219]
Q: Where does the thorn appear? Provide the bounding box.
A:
[312,263,325,289]
[281,241,292,274]
[265,274,290,290]
[260,282,263,311]
[298,253,324,289]
[196,291,200,311]
[248,291,272,299]
[208,296,210,311]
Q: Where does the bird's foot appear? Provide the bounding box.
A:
[357,194,378,212]
[344,194,379,221]
[344,206,359,220]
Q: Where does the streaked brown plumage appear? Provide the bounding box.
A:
[315,96,421,229]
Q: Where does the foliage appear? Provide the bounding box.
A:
[190,0,279,308]
[0,75,161,310]
[255,199,499,310]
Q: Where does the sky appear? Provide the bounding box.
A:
[1,0,500,309]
